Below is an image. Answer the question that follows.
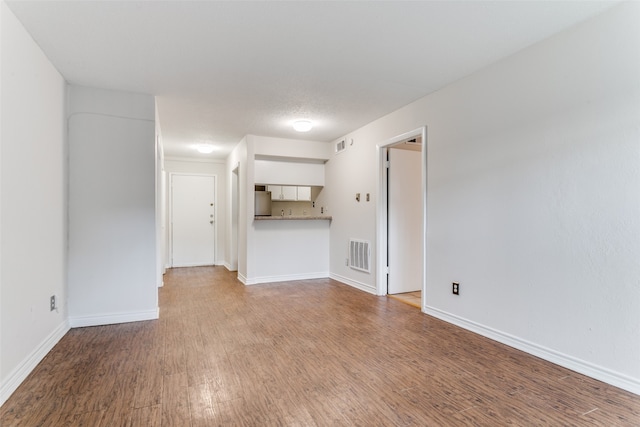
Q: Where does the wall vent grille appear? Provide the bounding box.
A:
[335,139,346,154]
[349,239,371,273]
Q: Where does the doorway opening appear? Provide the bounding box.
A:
[376,127,427,309]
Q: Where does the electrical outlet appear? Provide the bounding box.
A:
[321,207,324,214]
[452,283,459,295]
[345,258,349,266]
[50,295,56,311]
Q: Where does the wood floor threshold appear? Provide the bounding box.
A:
[2,266,639,426]
[387,293,422,309]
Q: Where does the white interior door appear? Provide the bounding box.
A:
[171,174,216,267]
[388,147,422,294]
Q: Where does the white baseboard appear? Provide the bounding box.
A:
[237,273,247,284]
[0,320,70,406]
[423,305,640,396]
[222,261,236,271]
[329,273,377,295]
[245,272,329,285]
[68,308,159,328]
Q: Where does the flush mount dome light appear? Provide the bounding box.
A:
[196,144,215,154]
[293,120,313,132]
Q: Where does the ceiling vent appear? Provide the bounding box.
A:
[335,139,346,154]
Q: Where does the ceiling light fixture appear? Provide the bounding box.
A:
[196,144,215,154]
[293,120,313,132]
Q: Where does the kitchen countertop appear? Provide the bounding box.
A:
[254,215,332,221]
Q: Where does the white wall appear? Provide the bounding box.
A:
[324,128,379,291]
[251,220,330,284]
[164,158,227,266]
[0,1,68,404]
[67,85,157,327]
[326,2,640,394]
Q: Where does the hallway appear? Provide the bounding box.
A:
[1,267,638,425]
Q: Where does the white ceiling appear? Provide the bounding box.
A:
[6,0,616,160]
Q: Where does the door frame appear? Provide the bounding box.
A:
[168,172,217,268]
[230,163,240,271]
[376,127,427,307]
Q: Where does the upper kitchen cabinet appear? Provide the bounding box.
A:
[268,185,311,201]
[296,186,311,201]
[255,158,325,186]
[268,185,298,201]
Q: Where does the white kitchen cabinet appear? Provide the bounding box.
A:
[297,186,311,201]
[268,185,281,200]
[268,185,298,201]
[282,186,297,200]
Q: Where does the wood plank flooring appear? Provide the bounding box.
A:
[2,266,639,426]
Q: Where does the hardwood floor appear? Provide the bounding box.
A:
[2,266,639,426]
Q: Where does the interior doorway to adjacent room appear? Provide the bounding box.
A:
[377,127,427,309]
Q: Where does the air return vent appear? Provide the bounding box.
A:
[335,139,346,154]
[349,239,371,273]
